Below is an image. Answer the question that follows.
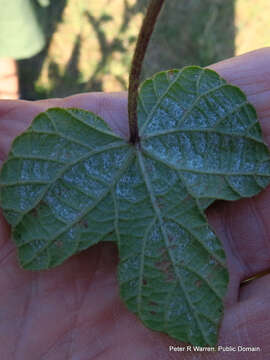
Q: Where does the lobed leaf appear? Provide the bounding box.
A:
[1,66,270,345]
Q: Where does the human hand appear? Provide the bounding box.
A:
[0,48,270,359]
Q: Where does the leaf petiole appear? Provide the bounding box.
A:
[128,0,165,144]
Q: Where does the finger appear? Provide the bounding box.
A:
[204,48,270,287]
[207,194,270,304]
[210,47,270,146]
[0,100,41,163]
[223,275,270,351]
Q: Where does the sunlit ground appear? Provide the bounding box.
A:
[235,0,270,55]
[19,0,270,99]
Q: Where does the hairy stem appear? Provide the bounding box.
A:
[128,0,165,144]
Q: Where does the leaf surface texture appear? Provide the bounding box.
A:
[1,66,270,345]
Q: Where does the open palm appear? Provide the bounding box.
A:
[1,48,270,359]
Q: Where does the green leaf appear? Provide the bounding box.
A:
[1,66,270,345]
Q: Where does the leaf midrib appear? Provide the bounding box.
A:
[142,124,262,144]
[137,149,211,345]
[142,146,267,177]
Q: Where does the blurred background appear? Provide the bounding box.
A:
[16,0,270,100]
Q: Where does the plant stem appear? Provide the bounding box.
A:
[128,0,165,144]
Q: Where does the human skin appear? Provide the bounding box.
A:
[0,58,19,99]
[0,48,270,359]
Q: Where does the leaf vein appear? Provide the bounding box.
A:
[21,149,134,267]
[137,150,211,345]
